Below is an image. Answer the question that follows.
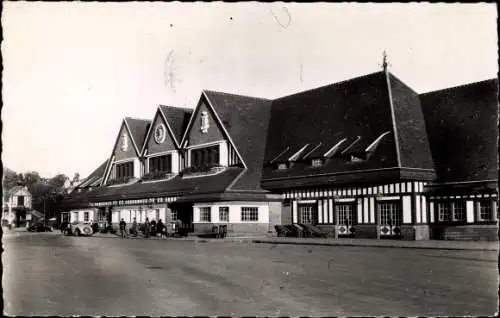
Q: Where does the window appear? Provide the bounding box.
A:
[199,207,211,222]
[437,202,450,222]
[241,207,259,222]
[379,202,401,226]
[17,195,25,206]
[452,201,466,221]
[219,207,229,222]
[116,161,134,179]
[73,212,79,223]
[149,155,172,173]
[277,163,288,170]
[336,204,354,225]
[171,210,178,222]
[479,201,493,221]
[97,210,107,222]
[191,145,220,168]
[84,212,89,222]
[437,201,465,222]
[311,159,323,167]
[299,204,316,224]
[155,209,160,221]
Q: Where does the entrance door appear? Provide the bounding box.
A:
[170,203,194,235]
[378,201,402,238]
[298,203,318,224]
[335,203,356,236]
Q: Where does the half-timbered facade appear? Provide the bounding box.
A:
[62,69,498,240]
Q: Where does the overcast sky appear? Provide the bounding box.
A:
[2,2,497,179]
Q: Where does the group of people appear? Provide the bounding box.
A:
[119,217,170,239]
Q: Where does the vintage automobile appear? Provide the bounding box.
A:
[64,222,94,236]
[27,222,52,232]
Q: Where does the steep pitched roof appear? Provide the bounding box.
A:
[76,160,109,190]
[86,167,245,201]
[262,71,402,184]
[203,90,273,191]
[420,78,498,183]
[388,73,434,170]
[159,105,193,146]
[124,117,151,154]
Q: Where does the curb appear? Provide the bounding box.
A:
[251,240,499,251]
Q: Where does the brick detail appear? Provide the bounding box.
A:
[430,225,498,241]
[353,224,377,238]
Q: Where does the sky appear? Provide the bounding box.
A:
[1,2,498,179]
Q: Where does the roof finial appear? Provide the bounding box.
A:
[382,50,388,72]
[380,50,391,72]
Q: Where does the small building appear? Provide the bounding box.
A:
[2,186,33,227]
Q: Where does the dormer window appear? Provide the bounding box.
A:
[149,154,172,173]
[191,145,220,168]
[311,159,324,167]
[277,163,288,170]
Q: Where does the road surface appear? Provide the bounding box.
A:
[2,232,498,316]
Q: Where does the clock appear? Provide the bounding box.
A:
[154,123,166,144]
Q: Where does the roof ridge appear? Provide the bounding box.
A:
[203,89,271,101]
[419,77,498,96]
[159,104,194,112]
[125,116,152,122]
[273,70,384,101]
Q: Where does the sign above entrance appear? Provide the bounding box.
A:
[90,196,178,207]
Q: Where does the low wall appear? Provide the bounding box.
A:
[193,222,271,237]
[430,224,498,241]
[354,224,378,239]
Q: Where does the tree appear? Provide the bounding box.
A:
[2,167,20,192]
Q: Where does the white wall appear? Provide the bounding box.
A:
[193,201,269,224]
[69,209,95,223]
[402,196,412,224]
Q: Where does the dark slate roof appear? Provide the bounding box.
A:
[125,117,151,153]
[75,160,109,190]
[203,90,273,191]
[159,105,193,146]
[86,167,244,201]
[420,78,498,183]
[388,73,434,170]
[262,71,401,185]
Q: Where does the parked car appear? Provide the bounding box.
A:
[27,222,52,232]
[65,222,94,236]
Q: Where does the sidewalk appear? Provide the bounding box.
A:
[92,232,263,243]
[252,237,499,251]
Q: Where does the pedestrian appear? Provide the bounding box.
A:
[157,219,165,238]
[144,217,150,238]
[131,217,138,237]
[151,219,157,237]
[119,218,127,238]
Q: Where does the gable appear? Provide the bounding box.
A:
[187,98,226,146]
[145,110,176,155]
[113,123,138,161]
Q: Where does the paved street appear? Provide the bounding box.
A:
[2,232,498,316]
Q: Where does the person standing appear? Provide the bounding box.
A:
[119,218,127,238]
[131,217,138,237]
[157,219,165,238]
[144,217,150,238]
